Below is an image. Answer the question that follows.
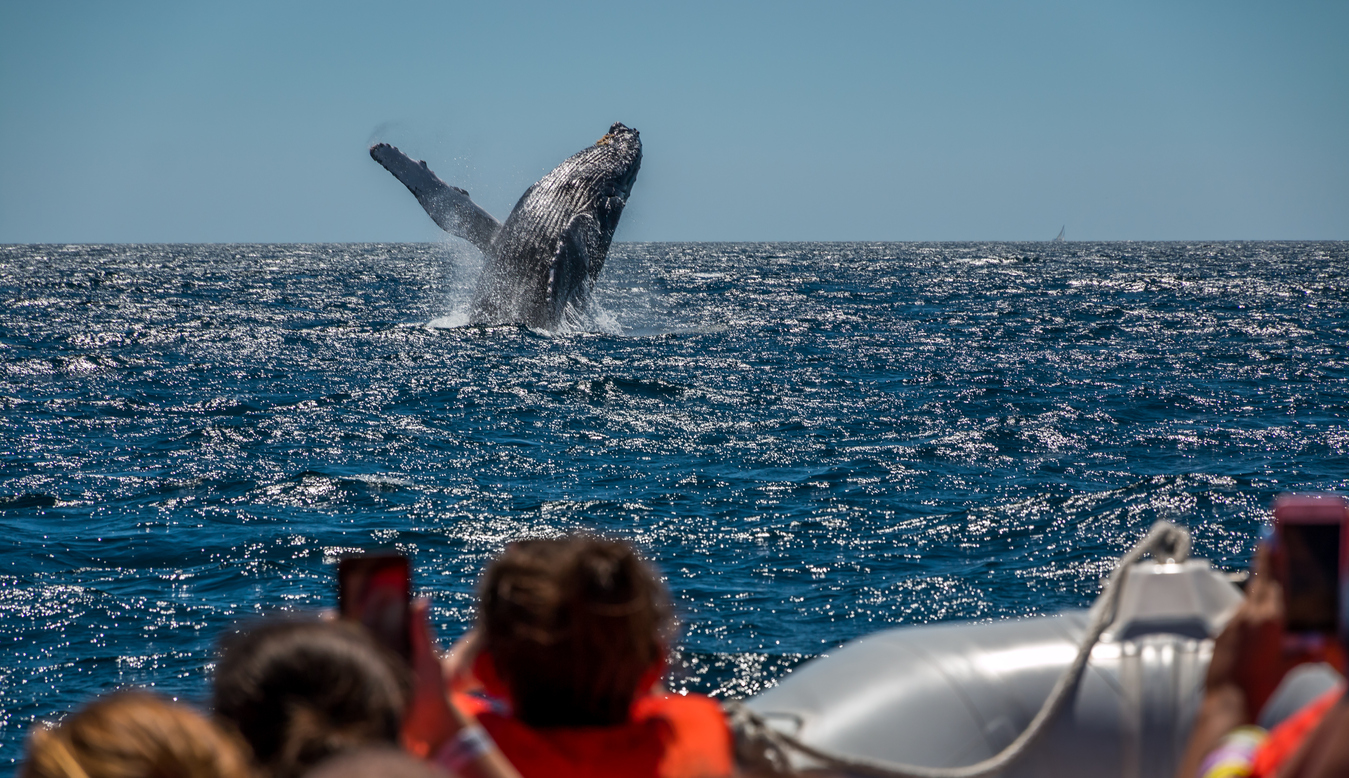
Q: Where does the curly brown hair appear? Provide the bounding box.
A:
[479,535,674,727]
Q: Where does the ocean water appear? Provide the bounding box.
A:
[1,241,1346,768]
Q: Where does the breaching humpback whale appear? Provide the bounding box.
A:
[370,123,641,329]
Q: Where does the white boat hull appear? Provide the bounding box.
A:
[744,559,1341,777]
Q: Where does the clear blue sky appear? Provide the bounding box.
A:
[2,0,1345,242]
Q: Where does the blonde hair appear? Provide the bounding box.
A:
[22,690,251,778]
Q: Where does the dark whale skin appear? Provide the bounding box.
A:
[370,123,641,329]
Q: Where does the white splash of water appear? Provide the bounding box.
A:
[425,241,625,335]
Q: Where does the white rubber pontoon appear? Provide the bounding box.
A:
[731,522,1345,778]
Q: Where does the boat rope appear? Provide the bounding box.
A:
[724,519,1193,778]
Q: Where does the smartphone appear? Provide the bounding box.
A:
[338,553,411,660]
[1272,493,1349,635]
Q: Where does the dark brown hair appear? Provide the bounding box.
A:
[22,690,250,778]
[479,535,673,727]
[212,615,408,778]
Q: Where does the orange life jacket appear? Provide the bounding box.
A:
[454,691,735,778]
[1252,687,1344,777]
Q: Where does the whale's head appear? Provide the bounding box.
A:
[590,122,642,201]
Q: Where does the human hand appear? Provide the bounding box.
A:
[442,628,482,691]
[1206,546,1332,720]
[400,603,523,778]
[401,599,469,759]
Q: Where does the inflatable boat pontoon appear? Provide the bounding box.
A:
[732,522,1345,778]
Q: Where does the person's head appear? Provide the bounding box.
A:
[478,534,673,727]
[212,615,409,778]
[22,689,250,778]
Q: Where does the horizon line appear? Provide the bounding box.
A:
[5,238,1348,248]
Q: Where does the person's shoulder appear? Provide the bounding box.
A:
[636,693,735,778]
[634,692,727,721]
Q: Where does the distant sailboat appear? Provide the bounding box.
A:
[1052,226,1065,242]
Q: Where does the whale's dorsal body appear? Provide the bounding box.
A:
[371,123,641,329]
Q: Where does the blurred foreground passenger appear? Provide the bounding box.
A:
[1177,494,1349,778]
[213,608,522,778]
[447,535,735,778]
[22,689,250,778]
[213,616,409,778]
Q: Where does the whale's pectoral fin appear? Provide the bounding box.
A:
[546,214,599,326]
[369,143,501,254]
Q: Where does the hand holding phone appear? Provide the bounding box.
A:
[338,553,412,660]
[1272,493,1349,637]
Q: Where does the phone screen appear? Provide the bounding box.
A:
[1281,522,1342,634]
[338,554,411,660]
